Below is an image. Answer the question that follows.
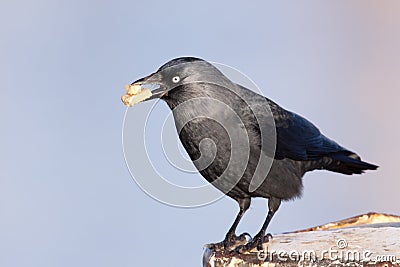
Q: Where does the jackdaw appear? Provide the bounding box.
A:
[123,57,378,251]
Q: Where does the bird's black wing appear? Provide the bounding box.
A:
[233,84,347,161]
[236,84,377,173]
[268,100,349,160]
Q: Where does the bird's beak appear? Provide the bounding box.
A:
[131,73,167,100]
[121,72,167,107]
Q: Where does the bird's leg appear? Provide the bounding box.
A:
[223,198,251,249]
[236,197,281,253]
[206,198,250,250]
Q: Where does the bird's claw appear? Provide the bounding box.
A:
[234,233,273,253]
[265,233,273,241]
[223,232,251,249]
[206,232,251,251]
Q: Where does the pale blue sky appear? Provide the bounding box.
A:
[1,1,399,266]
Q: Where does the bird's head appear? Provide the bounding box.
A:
[122,57,231,106]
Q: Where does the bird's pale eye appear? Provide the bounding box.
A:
[172,76,180,83]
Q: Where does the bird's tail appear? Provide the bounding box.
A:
[326,152,378,175]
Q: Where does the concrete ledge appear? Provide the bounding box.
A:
[203,213,400,267]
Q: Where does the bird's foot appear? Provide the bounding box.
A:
[224,232,251,249]
[235,233,273,253]
[205,232,251,251]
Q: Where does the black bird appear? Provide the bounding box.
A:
[125,57,378,251]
